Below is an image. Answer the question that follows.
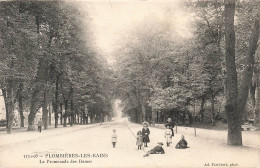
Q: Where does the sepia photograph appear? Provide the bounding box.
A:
[0,0,259,168]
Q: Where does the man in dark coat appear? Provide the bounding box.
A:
[175,135,188,149]
[165,118,174,136]
[143,142,165,157]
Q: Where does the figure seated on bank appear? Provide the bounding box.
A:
[175,135,188,149]
[143,142,165,157]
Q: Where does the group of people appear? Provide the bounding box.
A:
[142,118,188,157]
[111,121,151,149]
[111,117,189,157]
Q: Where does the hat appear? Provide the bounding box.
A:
[158,142,164,145]
[113,129,116,131]
[142,121,149,126]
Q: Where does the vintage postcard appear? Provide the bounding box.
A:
[0,0,259,168]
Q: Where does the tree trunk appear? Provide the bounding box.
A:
[238,8,260,121]
[2,89,9,129]
[176,112,179,124]
[141,104,145,123]
[60,103,63,125]
[82,110,85,124]
[254,68,260,128]
[49,103,52,125]
[70,86,74,126]
[28,89,39,131]
[199,95,206,123]
[82,114,84,124]
[224,0,242,145]
[193,97,196,123]
[211,91,216,126]
[90,115,93,123]
[64,100,68,127]
[28,15,43,131]
[7,78,14,134]
[42,90,48,130]
[250,83,256,118]
[54,74,59,128]
[157,111,159,124]
[18,83,24,127]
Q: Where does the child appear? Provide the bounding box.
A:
[136,131,143,150]
[142,122,150,147]
[165,125,172,147]
[111,129,118,148]
[143,142,165,157]
[175,135,188,149]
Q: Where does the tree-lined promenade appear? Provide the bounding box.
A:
[114,0,259,146]
[0,2,115,133]
[0,0,259,146]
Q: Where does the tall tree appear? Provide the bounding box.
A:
[223,0,241,145]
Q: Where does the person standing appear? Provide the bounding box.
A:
[136,131,143,150]
[165,118,174,137]
[142,122,150,147]
[111,129,118,148]
[37,118,43,133]
[165,125,172,147]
